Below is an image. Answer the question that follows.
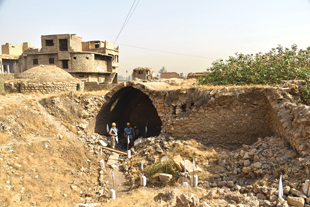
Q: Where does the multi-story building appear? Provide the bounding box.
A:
[1,34,119,84]
[0,42,32,74]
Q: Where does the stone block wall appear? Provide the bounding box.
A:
[4,80,84,94]
[102,81,310,156]
[84,82,107,91]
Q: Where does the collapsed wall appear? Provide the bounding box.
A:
[96,81,310,156]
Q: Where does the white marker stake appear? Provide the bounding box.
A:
[183,158,188,186]
[191,157,198,187]
[127,136,131,158]
[278,174,283,198]
[191,175,198,187]
[110,189,116,200]
[100,146,105,168]
[100,159,105,168]
[140,175,146,186]
[140,160,146,186]
[110,171,115,199]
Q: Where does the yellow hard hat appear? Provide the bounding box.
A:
[112,122,116,126]
[127,122,130,125]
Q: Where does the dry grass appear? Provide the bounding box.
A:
[0,98,58,140]
[0,132,11,144]
[0,137,92,206]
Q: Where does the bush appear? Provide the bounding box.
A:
[144,160,179,178]
[198,44,310,104]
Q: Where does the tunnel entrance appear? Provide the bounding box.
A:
[95,86,162,146]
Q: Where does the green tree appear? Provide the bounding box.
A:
[180,73,184,77]
[159,66,167,75]
[197,44,310,104]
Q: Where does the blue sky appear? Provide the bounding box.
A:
[1,0,310,76]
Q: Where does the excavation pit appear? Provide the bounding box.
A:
[94,81,310,156]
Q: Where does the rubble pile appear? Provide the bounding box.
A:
[154,189,210,207]
[118,135,310,206]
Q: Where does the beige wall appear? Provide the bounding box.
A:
[89,41,105,49]
[69,53,108,73]
[1,43,23,55]
[41,34,82,53]
[26,54,59,70]
[71,73,109,83]
[132,70,149,80]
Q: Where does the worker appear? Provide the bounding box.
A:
[134,126,141,139]
[124,122,135,148]
[108,122,118,149]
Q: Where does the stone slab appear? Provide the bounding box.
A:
[173,155,183,171]
[159,173,173,182]
[99,140,108,147]
[180,159,194,173]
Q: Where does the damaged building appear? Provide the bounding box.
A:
[1,34,119,87]
[132,67,155,81]
[0,42,33,74]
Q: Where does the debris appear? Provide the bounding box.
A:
[159,173,173,182]
[287,196,304,207]
[303,180,310,197]
[173,155,183,171]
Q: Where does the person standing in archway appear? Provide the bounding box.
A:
[109,123,118,149]
[124,123,135,148]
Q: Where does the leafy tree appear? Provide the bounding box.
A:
[159,66,167,75]
[198,44,310,104]
[180,73,184,77]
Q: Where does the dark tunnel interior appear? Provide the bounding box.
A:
[95,86,162,146]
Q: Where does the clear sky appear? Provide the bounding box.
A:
[1,0,310,77]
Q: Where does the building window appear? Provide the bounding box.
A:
[95,42,99,48]
[73,57,76,59]
[59,39,68,51]
[62,60,68,69]
[86,57,89,59]
[115,55,119,62]
[46,40,54,46]
[33,59,38,65]
[79,75,84,78]
[49,58,54,64]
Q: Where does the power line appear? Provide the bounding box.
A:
[114,0,140,44]
[118,43,215,59]
[123,0,141,29]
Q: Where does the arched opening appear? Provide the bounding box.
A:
[95,86,162,146]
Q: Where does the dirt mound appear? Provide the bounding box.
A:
[17,65,74,81]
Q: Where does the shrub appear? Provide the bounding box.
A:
[198,44,310,104]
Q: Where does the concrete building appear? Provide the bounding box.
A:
[1,34,119,84]
[132,67,155,80]
[0,42,33,74]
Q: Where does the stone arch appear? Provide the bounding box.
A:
[95,82,162,145]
